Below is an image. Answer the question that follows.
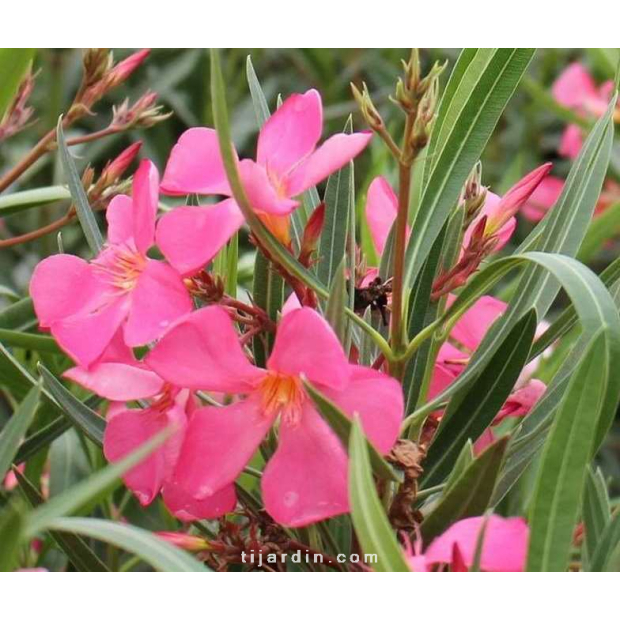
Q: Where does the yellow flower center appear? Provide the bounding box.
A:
[96,247,147,292]
[258,372,305,425]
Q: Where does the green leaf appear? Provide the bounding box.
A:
[403,49,535,291]
[527,331,612,572]
[56,117,103,254]
[0,328,62,354]
[252,251,284,366]
[14,416,72,465]
[317,117,354,288]
[422,310,536,488]
[583,467,611,564]
[444,440,474,494]
[304,380,401,483]
[420,437,507,543]
[0,186,71,218]
[246,55,270,126]
[39,364,106,446]
[325,258,348,344]
[577,201,620,263]
[0,501,24,572]
[14,469,110,572]
[0,48,35,121]
[0,382,40,482]
[0,297,36,331]
[589,511,620,572]
[47,517,210,572]
[348,418,410,572]
[25,427,172,537]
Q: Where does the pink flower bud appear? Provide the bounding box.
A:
[488,163,553,232]
[156,531,210,552]
[107,49,150,87]
[101,141,142,184]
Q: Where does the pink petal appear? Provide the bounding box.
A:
[286,131,372,197]
[552,63,598,110]
[473,428,496,456]
[52,296,130,368]
[468,191,515,251]
[496,379,546,422]
[171,397,273,499]
[449,295,507,352]
[268,308,350,390]
[155,199,245,276]
[262,404,349,527]
[365,176,401,255]
[30,254,107,329]
[146,306,266,393]
[106,195,135,247]
[281,292,302,316]
[424,515,529,572]
[123,260,192,347]
[103,403,187,506]
[257,89,322,179]
[132,160,159,254]
[323,366,403,454]
[64,362,164,401]
[521,176,564,222]
[238,159,298,215]
[160,128,232,196]
[559,124,583,159]
[162,481,236,522]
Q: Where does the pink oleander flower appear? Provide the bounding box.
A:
[406,515,529,572]
[428,295,547,429]
[30,160,192,368]
[552,62,617,159]
[146,306,403,527]
[64,332,235,520]
[366,164,552,258]
[157,89,372,274]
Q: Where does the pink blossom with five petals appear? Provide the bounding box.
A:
[30,160,193,367]
[146,306,403,527]
[157,89,372,273]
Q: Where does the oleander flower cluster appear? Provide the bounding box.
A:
[25,51,582,572]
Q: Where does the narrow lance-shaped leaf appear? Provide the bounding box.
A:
[14,468,110,572]
[325,258,348,344]
[25,427,173,537]
[56,116,103,254]
[420,437,507,543]
[317,116,354,288]
[47,517,210,572]
[348,418,411,572]
[589,512,620,572]
[0,382,41,481]
[527,330,612,572]
[0,501,24,572]
[582,467,611,564]
[39,364,106,446]
[422,309,536,489]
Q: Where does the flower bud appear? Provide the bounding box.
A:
[351,82,384,131]
[99,141,142,186]
[82,49,112,88]
[106,49,150,89]
[112,91,171,129]
[0,70,36,141]
[299,202,325,266]
[156,531,211,552]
